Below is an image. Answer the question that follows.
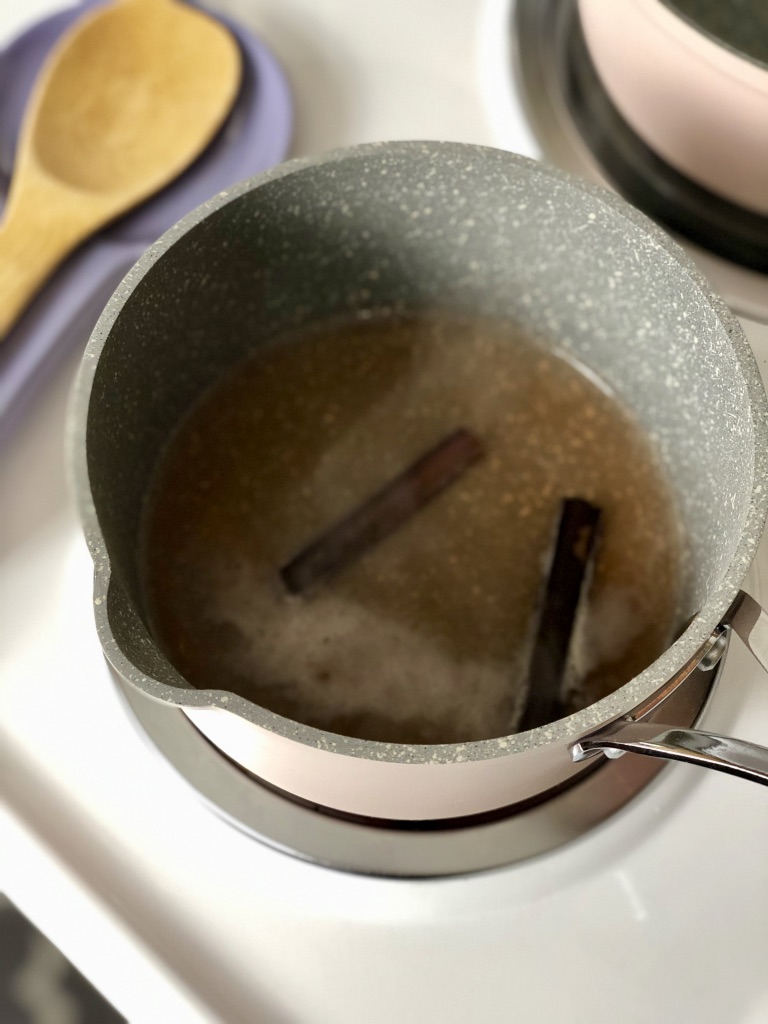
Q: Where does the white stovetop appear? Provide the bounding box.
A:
[2,2,768,1022]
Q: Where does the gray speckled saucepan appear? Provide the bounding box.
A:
[69,141,768,821]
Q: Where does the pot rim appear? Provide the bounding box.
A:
[68,140,768,768]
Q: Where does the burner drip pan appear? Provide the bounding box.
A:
[115,654,723,877]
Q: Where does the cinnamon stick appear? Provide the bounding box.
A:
[281,428,484,594]
[518,497,601,731]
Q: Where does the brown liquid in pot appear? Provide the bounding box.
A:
[140,312,684,744]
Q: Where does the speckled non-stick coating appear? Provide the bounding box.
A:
[70,141,768,766]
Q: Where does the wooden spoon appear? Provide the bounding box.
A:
[0,0,241,339]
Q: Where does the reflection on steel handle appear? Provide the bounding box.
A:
[725,590,768,674]
[572,721,768,785]
[572,590,768,785]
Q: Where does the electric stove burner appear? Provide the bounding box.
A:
[513,0,768,323]
[115,655,722,877]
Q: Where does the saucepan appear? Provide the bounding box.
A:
[578,0,768,214]
[70,141,768,821]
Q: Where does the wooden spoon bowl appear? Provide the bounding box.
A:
[0,0,241,338]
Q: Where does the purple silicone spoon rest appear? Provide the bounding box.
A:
[0,0,293,443]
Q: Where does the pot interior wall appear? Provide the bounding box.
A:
[84,146,756,676]
[660,0,768,68]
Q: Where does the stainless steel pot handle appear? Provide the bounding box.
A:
[572,591,768,786]
[726,589,768,669]
[572,722,768,785]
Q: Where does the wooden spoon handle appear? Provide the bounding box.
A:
[0,178,94,340]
